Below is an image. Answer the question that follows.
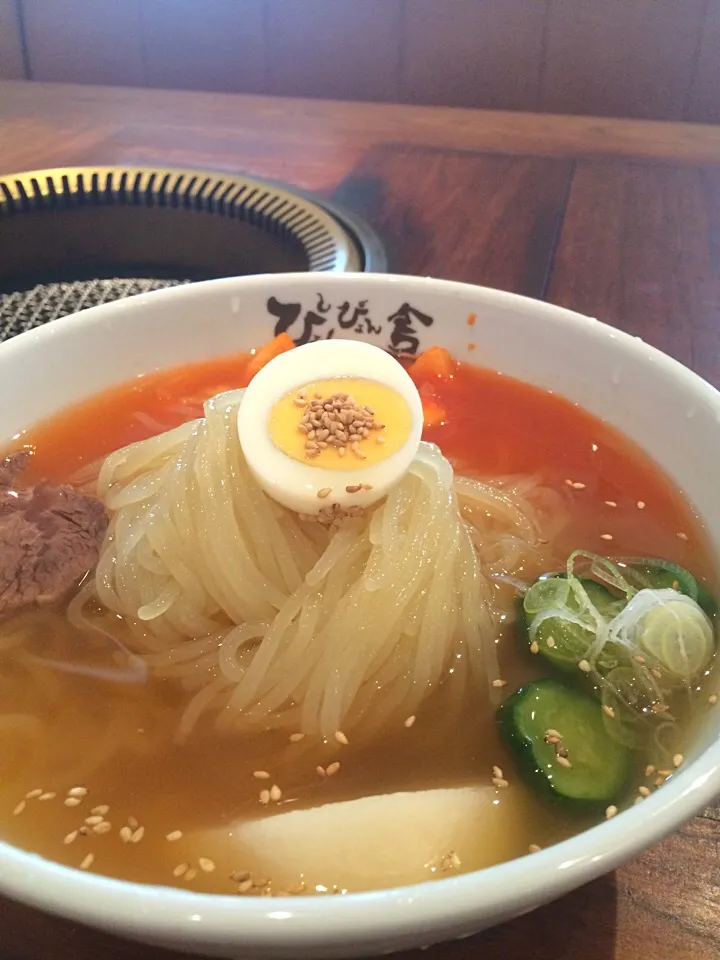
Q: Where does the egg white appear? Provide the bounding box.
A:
[237,339,424,515]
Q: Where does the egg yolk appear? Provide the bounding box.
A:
[269,378,412,471]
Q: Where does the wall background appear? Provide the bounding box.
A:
[1,0,718,123]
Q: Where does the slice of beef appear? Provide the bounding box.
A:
[0,455,108,618]
[0,451,30,488]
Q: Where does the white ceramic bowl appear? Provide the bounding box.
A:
[0,273,719,959]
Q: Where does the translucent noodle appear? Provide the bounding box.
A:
[84,389,564,742]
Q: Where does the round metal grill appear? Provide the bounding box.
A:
[0,166,385,341]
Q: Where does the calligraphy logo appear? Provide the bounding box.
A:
[266,294,435,356]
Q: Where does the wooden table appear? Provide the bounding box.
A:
[0,80,719,960]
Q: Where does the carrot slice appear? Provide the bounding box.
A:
[246,333,296,379]
[410,346,456,381]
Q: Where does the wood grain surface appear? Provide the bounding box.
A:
[21,0,146,87]
[399,0,548,112]
[141,0,266,94]
[332,146,572,292]
[8,0,720,124]
[540,0,708,121]
[0,0,24,80]
[0,80,719,960]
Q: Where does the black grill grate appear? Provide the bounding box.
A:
[0,166,385,342]
[0,278,192,339]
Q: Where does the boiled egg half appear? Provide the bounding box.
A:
[237,339,423,516]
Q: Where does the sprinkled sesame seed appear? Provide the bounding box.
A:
[198,857,216,873]
[651,668,663,680]
[658,769,673,776]
[93,821,112,835]
[270,784,282,801]
[12,801,26,816]
[603,705,616,718]
[578,659,591,673]
[637,500,646,509]
[238,878,254,893]
[600,533,613,541]
[84,815,103,826]
[91,805,109,816]
[345,484,362,494]
[645,764,656,777]
[25,789,43,800]
[79,853,94,870]
[184,868,197,882]
[64,797,82,808]
[677,532,689,540]
[709,694,718,705]
[316,765,326,778]
[605,501,617,507]
[564,479,573,486]
[259,789,271,805]
[634,655,646,665]
[492,765,504,780]
[317,488,332,499]
[545,728,563,740]
[655,775,665,786]
[334,731,349,745]
[605,805,618,819]
[404,715,416,728]
[326,762,341,777]
[546,636,556,648]
[68,787,87,799]
[492,777,509,788]
[673,753,684,768]
[638,786,651,797]
[651,702,669,713]
[491,679,507,688]
[571,482,586,490]
[120,826,133,843]
[556,755,572,769]
[173,862,189,878]
[63,830,79,845]
[127,816,139,829]
[166,830,183,842]
[130,826,145,844]
[253,771,270,780]
[230,871,250,883]
[289,732,305,742]
[528,844,542,854]
[634,796,645,805]
[39,792,56,801]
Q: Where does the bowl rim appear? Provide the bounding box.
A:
[0,271,719,952]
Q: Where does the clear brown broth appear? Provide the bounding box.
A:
[0,353,716,894]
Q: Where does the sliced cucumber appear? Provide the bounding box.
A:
[521,575,626,674]
[537,573,626,619]
[498,679,633,807]
[621,558,717,619]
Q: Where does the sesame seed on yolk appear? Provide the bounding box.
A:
[268,378,412,471]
